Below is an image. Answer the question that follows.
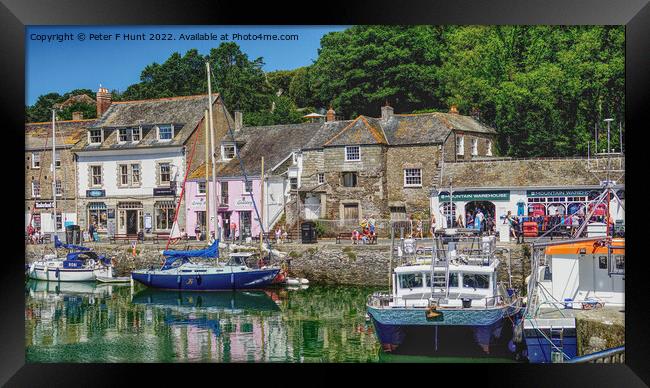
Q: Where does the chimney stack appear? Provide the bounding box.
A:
[96,86,112,117]
[326,106,336,122]
[381,103,394,121]
[72,111,84,121]
[449,104,459,115]
[234,111,243,131]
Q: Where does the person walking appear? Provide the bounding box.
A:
[415,218,423,239]
[89,223,96,242]
[430,213,437,236]
[505,211,517,240]
[475,209,485,232]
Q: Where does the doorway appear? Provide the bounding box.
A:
[221,211,232,239]
[240,211,252,238]
[126,210,138,234]
[343,203,359,221]
[464,201,496,231]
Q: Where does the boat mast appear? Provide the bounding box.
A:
[206,62,220,241]
[51,108,57,234]
[260,156,265,254]
[204,109,210,238]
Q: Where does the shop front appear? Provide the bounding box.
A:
[436,190,511,229]
[117,202,143,235]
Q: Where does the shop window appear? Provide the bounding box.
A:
[31,153,40,169]
[403,168,422,187]
[462,274,490,289]
[345,146,360,161]
[158,125,173,141]
[32,181,41,198]
[198,181,206,194]
[88,206,108,229]
[399,273,423,289]
[156,207,174,230]
[342,172,357,187]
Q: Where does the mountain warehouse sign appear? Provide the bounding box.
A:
[438,190,510,202]
[527,189,590,198]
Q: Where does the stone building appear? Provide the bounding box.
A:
[71,88,233,236]
[25,115,97,233]
[296,105,497,225]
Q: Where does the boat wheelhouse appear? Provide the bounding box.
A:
[367,231,521,354]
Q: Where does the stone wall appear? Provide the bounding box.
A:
[386,144,441,216]
[25,147,78,214]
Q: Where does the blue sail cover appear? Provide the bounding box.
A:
[54,235,91,252]
[161,240,220,270]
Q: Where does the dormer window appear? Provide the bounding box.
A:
[89,129,103,144]
[221,143,236,161]
[118,128,131,143]
[132,127,142,142]
[345,146,360,161]
[157,125,173,141]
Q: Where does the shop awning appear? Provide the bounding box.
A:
[155,201,176,209]
[88,202,107,210]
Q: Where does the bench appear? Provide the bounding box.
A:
[336,232,377,244]
[153,233,170,243]
[109,234,141,244]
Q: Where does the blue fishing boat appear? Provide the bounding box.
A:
[131,242,280,291]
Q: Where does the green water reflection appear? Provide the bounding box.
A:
[25,280,514,363]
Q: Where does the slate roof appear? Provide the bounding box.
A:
[53,94,96,109]
[189,122,324,179]
[73,94,217,151]
[440,157,625,189]
[322,111,496,147]
[25,119,97,150]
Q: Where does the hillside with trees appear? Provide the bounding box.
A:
[26,26,624,157]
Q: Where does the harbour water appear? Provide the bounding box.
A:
[25,280,515,363]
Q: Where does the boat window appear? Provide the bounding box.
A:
[462,274,490,289]
[227,256,248,266]
[543,266,552,281]
[615,255,624,270]
[399,273,423,289]
[425,273,458,287]
[598,256,607,270]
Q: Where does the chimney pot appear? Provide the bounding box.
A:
[326,106,336,122]
[72,111,84,121]
[96,86,112,117]
[381,104,394,121]
[449,105,459,114]
[234,111,243,131]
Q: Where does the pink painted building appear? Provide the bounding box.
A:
[184,177,264,240]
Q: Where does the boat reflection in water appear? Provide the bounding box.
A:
[131,289,282,313]
[26,279,118,300]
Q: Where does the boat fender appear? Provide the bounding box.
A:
[147,274,152,284]
[196,275,202,285]
[177,275,181,285]
[513,322,523,343]
[55,267,60,279]
[299,278,309,285]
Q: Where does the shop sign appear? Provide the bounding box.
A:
[527,189,589,198]
[35,201,53,209]
[438,190,510,202]
[234,198,254,210]
[86,189,105,198]
[153,187,176,196]
[190,198,206,210]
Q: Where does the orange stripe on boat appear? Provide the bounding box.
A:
[545,239,625,255]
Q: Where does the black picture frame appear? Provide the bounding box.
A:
[2,0,648,386]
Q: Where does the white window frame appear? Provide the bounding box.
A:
[486,140,493,156]
[456,135,464,155]
[132,127,142,142]
[31,181,41,198]
[90,165,103,187]
[55,179,63,197]
[88,129,103,144]
[318,173,325,184]
[290,177,298,191]
[118,128,132,143]
[54,152,61,168]
[131,164,141,185]
[403,168,423,187]
[221,143,237,161]
[159,163,171,185]
[118,164,130,186]
[345,146,361,161]
[471,138,478,156]
[243,179,253,194]
[31,153,40,169]
[157,125,174,141]
[197,181,206,195]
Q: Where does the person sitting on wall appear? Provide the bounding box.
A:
[281,228,288,242]
[351,229,360,245]
[180,228,189,240]
[275,225,282,243]
[361,228,370,244]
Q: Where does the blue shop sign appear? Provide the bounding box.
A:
[527,189,589,198]
[438,190,510,202]
[86,189,106,198]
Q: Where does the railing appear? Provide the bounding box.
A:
[566,346,625,363]
[449,155,624,164]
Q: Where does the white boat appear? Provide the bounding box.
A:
[27,237,113,282]
[367,232,521,353]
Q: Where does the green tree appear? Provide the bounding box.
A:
[26,92,62,122]
[288,66,314,108]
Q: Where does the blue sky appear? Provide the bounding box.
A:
[26,25,348,105]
